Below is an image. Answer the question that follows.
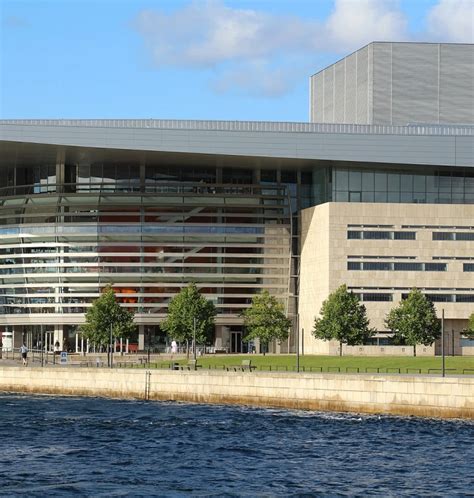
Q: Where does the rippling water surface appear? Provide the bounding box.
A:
[0,393,472,497]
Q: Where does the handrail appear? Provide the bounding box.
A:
[0,182,288,198]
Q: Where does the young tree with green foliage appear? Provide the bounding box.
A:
[385,288,441,356]
[160,283,216,354]
[312,285,374,356]
[241,290,291,353]
[462,312,474,340]
[80,286,136,348]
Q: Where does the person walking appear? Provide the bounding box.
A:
[20,343,28,366]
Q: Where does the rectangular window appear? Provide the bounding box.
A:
[394,232,416,240]
[349,191,362,202]
[424,263,447,272]
[456,295,474,303]
[335,169,349,190]
[363,231,391,240]
[362,293,393,302]
[433,232,454,240]
[394,262,423,271]
[456,233,474,241]
[363,262,392,271]
[347,231,362,239]
[464,263,474,272]
[347,261,362,270]
[425,294,453,302]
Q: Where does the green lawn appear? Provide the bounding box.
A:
[131,354,474,375]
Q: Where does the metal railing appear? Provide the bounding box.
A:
[1,119,473,136]
[109,362,474,375]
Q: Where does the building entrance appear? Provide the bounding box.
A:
[230,330,242,353]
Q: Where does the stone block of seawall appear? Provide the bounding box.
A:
[0,367,473,419]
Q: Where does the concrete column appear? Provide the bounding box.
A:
[254,337,261,354]
[13,326,24,349]
[55,147,66,193]
[138,325,145,351]
[54,325,64,348]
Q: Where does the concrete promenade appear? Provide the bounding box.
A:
[1,365,473,419]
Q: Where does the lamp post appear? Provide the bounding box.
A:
[296,315,300,373]
[109,322,113,369]
[441,309,445,378]
[41,325,44,367]
[193,317,197,362]
[147,328,151,365]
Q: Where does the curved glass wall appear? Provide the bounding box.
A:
[0,144,292,325]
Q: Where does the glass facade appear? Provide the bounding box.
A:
[333,166,474,204]
[0,139,472,335]
[0,143,295,322]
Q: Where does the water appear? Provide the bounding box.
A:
[0,394,472,497]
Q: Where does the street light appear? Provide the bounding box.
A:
[147,328,151,365]
[109,322,113,368]
[41,325,44,367]
[296,315,300,373]
[193,317,197,362]
[441,309,445,377]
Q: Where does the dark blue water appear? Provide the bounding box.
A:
[0,394,472,497]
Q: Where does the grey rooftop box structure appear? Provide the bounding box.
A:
[310,42,474,126]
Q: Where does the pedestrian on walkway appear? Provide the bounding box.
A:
[20,343,28,366]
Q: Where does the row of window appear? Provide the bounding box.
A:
[348,262,447,271]
[347,231,416,240]
[353,293,393,301]
[333,168,474,205]
[354,293,474,303]
[348,230,474,241]
[401,294,474,303]
[402,225,474,230]
[432,232,474,241]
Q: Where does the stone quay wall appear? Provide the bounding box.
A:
[0,366,473,419]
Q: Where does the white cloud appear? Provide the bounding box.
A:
[427,0,474,42]
[133,1,320,67]
[136,1,474,98]
[326,0,408,51]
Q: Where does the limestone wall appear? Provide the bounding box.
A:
[0,366,472,419]
[299,202,474,355]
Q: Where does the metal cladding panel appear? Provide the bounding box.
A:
[1,122,473,168]
[310,73,324,122]
[391,43,439,125]
[440,44,474,124]
[310,42,474,125]
[455,136,474,166]
[372,43,392,125]
[356,46,369,124]
[323,67,334,122]
[334,60,345,123]
[367,44,374,124]
[344,54,357,124]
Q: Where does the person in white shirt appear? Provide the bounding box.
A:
[20,343,28,366]
[171,340,177,354]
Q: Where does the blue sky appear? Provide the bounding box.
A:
[1,0,472,122]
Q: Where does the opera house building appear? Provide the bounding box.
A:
[0,42,473,355]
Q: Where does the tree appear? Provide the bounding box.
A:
[160,283,216,354]
[462,312,474,340]
[312,285,374,356]
[80,286,135,349]
[385,288,441,356]
[241,290,291,353]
